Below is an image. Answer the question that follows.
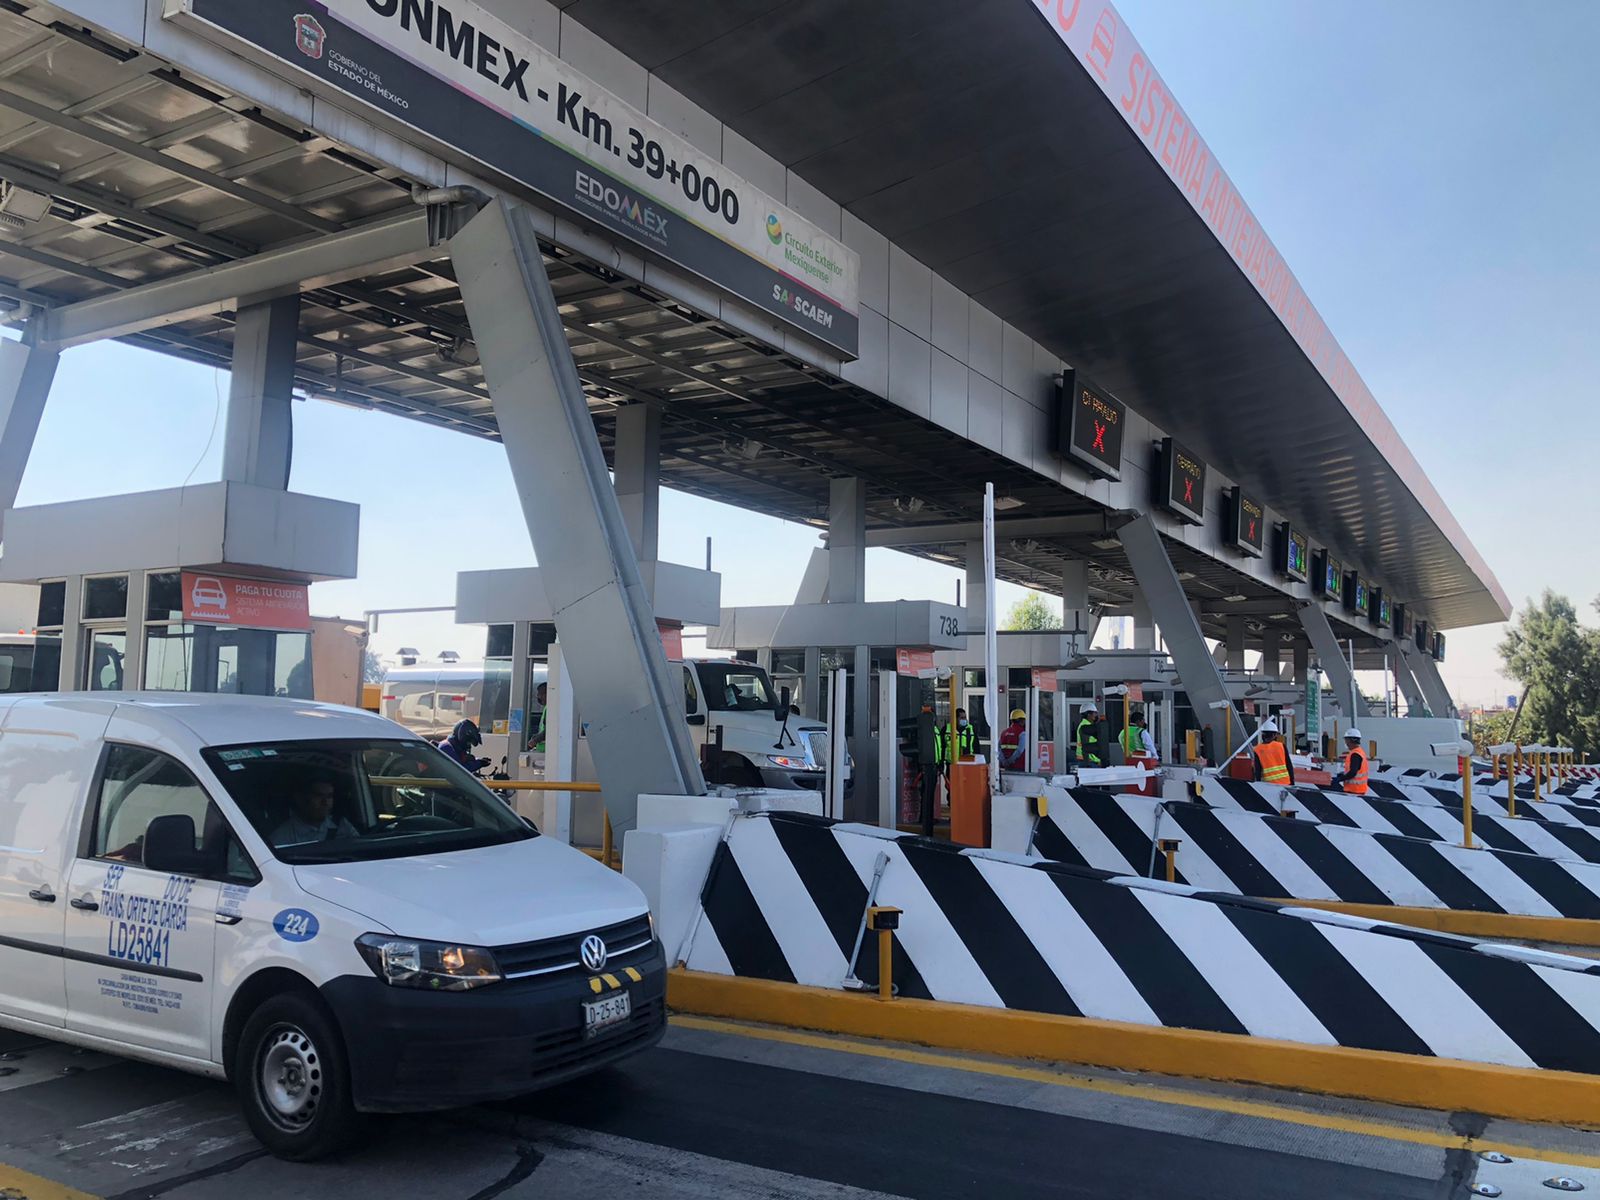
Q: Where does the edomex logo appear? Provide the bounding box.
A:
[766,214,783,244]
[293,13,326,59]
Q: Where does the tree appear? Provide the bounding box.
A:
[1003,592,1061,631]
[363,649,386,684]
[1466,707,1520,759]
[1497,590,1600,761]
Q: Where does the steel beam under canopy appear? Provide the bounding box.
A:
[1390,644,1429,717]
[1400,642,1457,720]
[451,198,706,834]
[1117,514,1245,759]
[1297,603,1373,720]
[33,210,435,350]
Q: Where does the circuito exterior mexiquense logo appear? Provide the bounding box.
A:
[765,214,783,244]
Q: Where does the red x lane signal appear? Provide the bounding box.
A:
[1092,420,1106,453]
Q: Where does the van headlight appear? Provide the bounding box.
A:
[767,754,814,770]
[355,933,502,990]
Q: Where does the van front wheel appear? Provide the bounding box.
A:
[237,992,363,1161]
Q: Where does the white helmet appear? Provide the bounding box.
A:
[1259,719,1278,733]
[1345,728,1363,741]
[1083,702,1098,714]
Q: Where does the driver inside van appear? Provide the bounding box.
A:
[271,777,358,847]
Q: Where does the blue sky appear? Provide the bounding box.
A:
[13,0,1597,707]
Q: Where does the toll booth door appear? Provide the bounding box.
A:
[963,688,991,762]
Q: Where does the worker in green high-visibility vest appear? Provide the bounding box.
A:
[1075,702,1105,767]
[936,707,977,770]
[1119,711,1157,763]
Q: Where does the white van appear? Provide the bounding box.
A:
[0,693,664,1160]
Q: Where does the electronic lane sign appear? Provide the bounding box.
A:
[1275,522,1308,583]
[1058,370,1126,481]
[1344,572,1369,618]
[1415,619,1430,654]
[1373,589,1391,630]
[167,0,860,356]
[1312,549,1342,602]
[1155,438,1206,525]
[1226,488,1265,557]
[1433,631,1447,662]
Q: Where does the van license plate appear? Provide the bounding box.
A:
[583,992,631,1037]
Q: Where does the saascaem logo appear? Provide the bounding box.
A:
[293,13,326,59]
[766,214,783,244]
[574,170,668,239]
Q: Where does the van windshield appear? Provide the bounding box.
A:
[697,663,775,713]
[200,739,534,865]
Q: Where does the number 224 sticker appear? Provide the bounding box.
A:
[273,909,319,943]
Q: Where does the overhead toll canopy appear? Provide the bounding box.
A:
[560,0,1507,632]
[0,0,1501,664]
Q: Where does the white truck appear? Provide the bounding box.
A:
[677,658,849,795]
[381,656,847,794]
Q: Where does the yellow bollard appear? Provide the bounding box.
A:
[1534,749,1543,804]
[1509,747,1520,819]
[1460,755,1474,849]
[867,907,902,1001]
[1158,837,1181,883]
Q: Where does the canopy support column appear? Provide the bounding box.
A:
[1401,642,1456,719]
[1118,514,1244,757]
[1297,603,1371,719]
[222,295,298,490]
[451,199,705,836]
[0,336,58,539]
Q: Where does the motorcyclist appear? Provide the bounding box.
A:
[439,718,491,774]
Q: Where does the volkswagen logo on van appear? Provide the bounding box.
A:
[580,934,608,972]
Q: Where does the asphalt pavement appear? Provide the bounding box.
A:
[2,1016,1598,1198]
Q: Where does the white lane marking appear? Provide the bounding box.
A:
[971,856,1160,1026]
[1313,923,1536,1068]
[1130,886,1336,1045]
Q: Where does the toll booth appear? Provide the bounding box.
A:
[0,483,357,695]
[706,600,966,824]
[933,638,1169,771]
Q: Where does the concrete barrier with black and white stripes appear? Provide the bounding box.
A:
[1206,777,1600,862]
[681,810,1600,1074]
[1026,786,1600,920]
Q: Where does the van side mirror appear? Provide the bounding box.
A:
[777,686,791,722]
[143,814,213,876]
[686,713,706,726]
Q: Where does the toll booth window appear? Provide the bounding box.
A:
[272,632,313,699]
[698,663,774,712]
[83,574,129,622]
[146,571,183,622]
[86,631,126,691]
[144,627,195,690]
[37,579,65,628]
[0,642,38,693]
